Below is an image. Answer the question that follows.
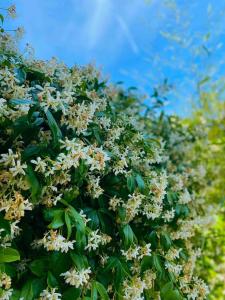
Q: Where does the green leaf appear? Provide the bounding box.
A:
[76,227,87,251]
[14,68,27,84]
[10,290,21,300]
[64,188,80,203]
[48,252,71,276]
[68,206,85,232]
[26,164,41,203]
[20,278,45,300]
[161,282,174,295]
[93,127,102,144]
[152,253,162,274]
[141,256,153,273]
[95,281,110,300]
[91,282,98,300]
[65,211,72,239]
[127,174,135,192]
[20,280,34,300]
[70,253,88,270]
[122,224,135,247]
[22,144,42,159]
[0,248,20,263]
[103,257,118,273]
[9,99,34,106]
[29,258,48,276]
[86,209,99,230]
[149,231,158,249]
[161,232,172,250]
[45,109,62,145]
[48,210,64,229]
[47,271,58,287]
[135,174,145,191]
[62,287,81,300]
[161,282,183,300]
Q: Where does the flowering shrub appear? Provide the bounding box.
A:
[0,19,211,300]
[184,93,225,300]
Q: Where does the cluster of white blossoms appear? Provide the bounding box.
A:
[121,243,152,261]
[123,276,146,300]
[32,230,75,253]
[85,229,111,251]
[0,21,213,300]
[123,192,145,222]
[45,140,110,175]
[60,267,91,288]
[179,188,192,204]
[39,287,62,300]
[0,191,32,221]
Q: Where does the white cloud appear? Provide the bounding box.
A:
[116,14,139,54]
[85,0,113,50]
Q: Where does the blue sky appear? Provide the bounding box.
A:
[4,0,225,115]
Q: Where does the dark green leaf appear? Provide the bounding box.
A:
[47,271,58,287]
[62,287,81,300]
[122,224,134,247]
[127,174,135,192]
[65,211,72,239]
[20,280,34,300]
[45,109,62,145]
[135,174,145,191]
[70,253,88,270]
[152,254,162,274]
[26,164,41,203]
[161,232,172,250]
[29,258,48,276]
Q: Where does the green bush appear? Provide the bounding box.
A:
[0,19,211,300]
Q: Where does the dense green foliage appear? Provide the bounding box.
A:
[0,6,224,300]
[186,90,225,299]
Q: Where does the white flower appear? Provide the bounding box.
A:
[2,192,32,221]
[165,262,182,276]
[0,149,18,166]
[33,230,75,253]
[9,160,27,176]
[61,267,91,288]
[85,229,102,251]
[179,189,192,204]
[143,270,156,289]
[79,210,91,225]
[123,276,146,300]
[109,196,122,211]
[139,243,152,259]
[163,208,175,222]
[10,220,21,238]
[165,248,182,261]
[39,287,62,300]
[143,203,162,220]
[121,246,141,261]
[31,157,47,173]
[187,289,198,300]
[86,175,103,199]
[0,289,13,300]
[123,192,145,222]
